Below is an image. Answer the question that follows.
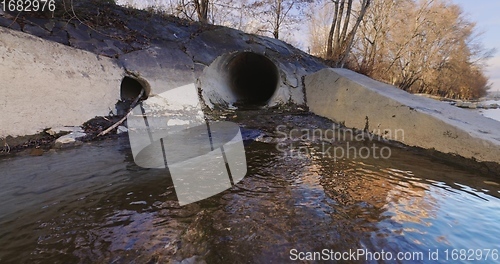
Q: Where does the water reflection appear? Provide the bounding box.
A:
[477,99,500,122]
[186,139,500,263]
[313,143,500,261]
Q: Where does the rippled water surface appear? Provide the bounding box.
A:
[1,117,500,263]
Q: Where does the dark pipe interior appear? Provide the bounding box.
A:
[228,53,279,106]
[120,76,148,101]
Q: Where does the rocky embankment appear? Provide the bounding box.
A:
[0,1,325,67]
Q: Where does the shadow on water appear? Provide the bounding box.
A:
[1,115,500,263]
[0,137,193,263]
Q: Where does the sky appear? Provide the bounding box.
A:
[452,0,500,91]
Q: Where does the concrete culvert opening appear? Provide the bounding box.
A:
[228,52,279,106]
[120,76,150,101]
[200,52,280,109]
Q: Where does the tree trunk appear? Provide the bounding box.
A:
[194,0,209,23]
[326,0,370,67]
[326,0,340,58]
[337,0,370,67]
[333,0,345,51]
[274,0,282,39]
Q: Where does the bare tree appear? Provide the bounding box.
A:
[122,0,312,40]
[193,0,210,23]
[350,0,494,99]
[325,0,370,67]
[164,0,251,27]
[348,0,396,75]
[209,0,252,30]
[157,0,210,23]
[307,0,333,57]
[248,0,310,39]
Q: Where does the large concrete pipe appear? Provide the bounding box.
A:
[199,52,280,108]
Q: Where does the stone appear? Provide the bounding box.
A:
[98,47,121,58]
[157,24,191,42]
[186,39,219,66]
[54,132,86,148]
[296,56,327,74]
[117,126,128,134]
[0,16,21,30]
[460,102,473,108]
[46,29,70,45]
[44,21,55,32]
[185,28,252,65]
[69,38,97,52]
[457,102,477,109]
[66,23,92,42]
[255,134,276,143]
[175,256,206,264]
[257,35,292,56]
[130,34,149,50]
[240,128,266,141]
[53,21,69,32]
[123,17,148,34]
[168,24,193,39]
[24,17,52,30]
[46,126,84,136]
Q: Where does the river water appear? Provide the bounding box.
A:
[477,100,500,122]
[1,112,500,263]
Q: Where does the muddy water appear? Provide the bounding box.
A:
[1,112,500,263]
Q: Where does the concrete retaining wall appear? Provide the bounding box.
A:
[0,27,124,137]
[305,68,500,164]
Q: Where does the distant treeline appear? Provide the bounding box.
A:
[308,0,494,100]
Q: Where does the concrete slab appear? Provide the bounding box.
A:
[305,68,500,164]
[118,45,194,95]
[0,27,123,137]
